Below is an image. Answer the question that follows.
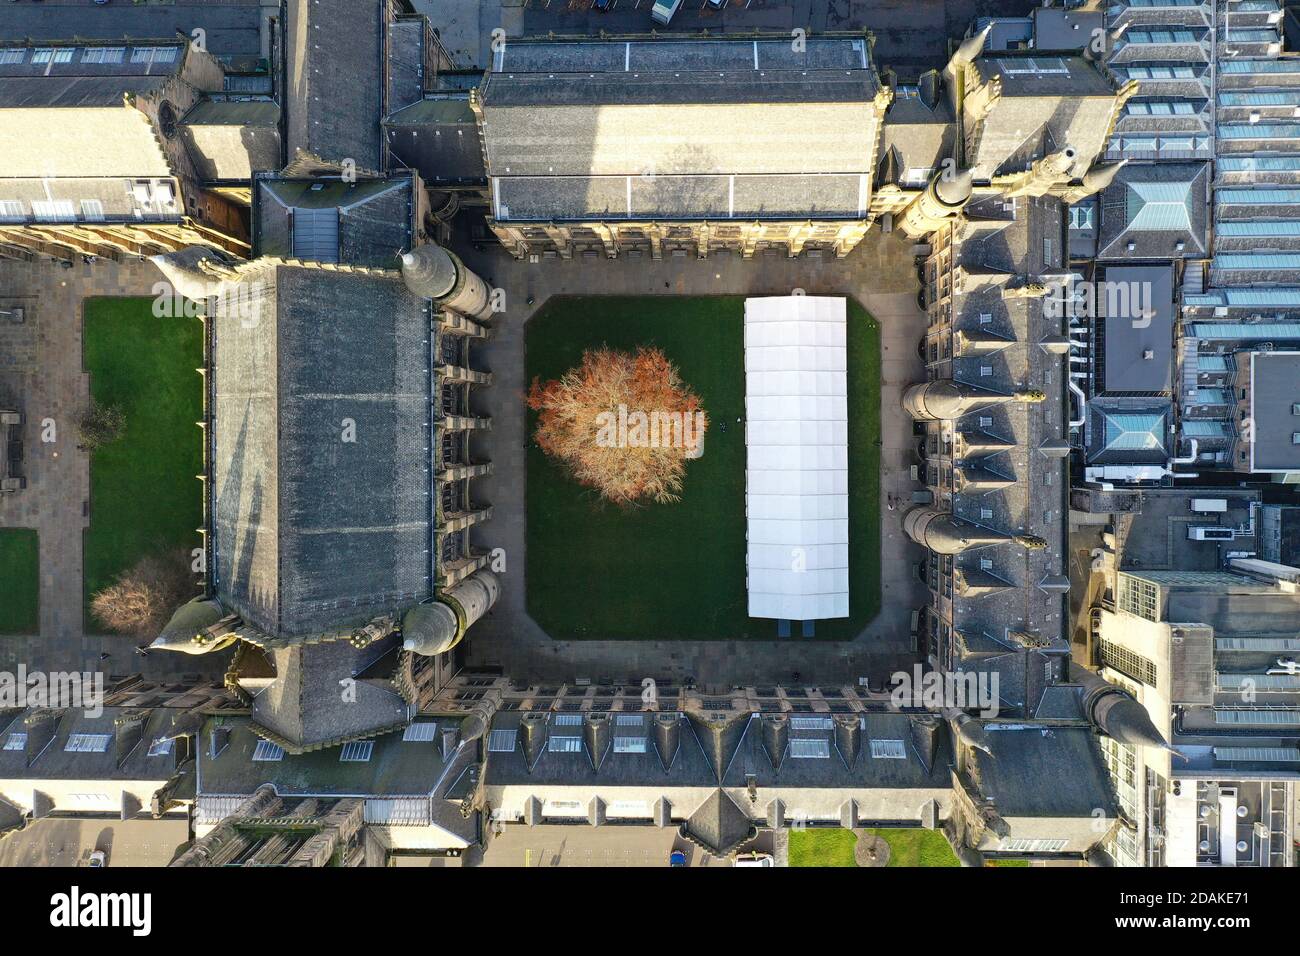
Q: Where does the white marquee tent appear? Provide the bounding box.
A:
[743,295,850,621]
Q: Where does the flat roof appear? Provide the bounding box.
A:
[1101,265,1174,394]
[744,296,849,621]
[1250,351,1300,473]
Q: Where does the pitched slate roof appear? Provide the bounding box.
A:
[180,99,282,182]
[682,788,754,855]
[284,0,384,172]
[480,37,882,223]
[210,260,433,638]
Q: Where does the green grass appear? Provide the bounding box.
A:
[788,829,859,867]
[525,296,880,640]
[864,828,961,868]
[0,528,39,634]
[82,297,204,632]
[788,829,962,868]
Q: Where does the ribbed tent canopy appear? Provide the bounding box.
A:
[743,296,849,620]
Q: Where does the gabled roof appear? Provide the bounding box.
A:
[210,260,433,637]
[180,99,281,182]
[681,788,754,855]
[480,36,883,223]
[284,0,384,172]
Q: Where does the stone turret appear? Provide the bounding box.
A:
[150,598,240,655]
[401,568,500,656]
[898,167,974,239]
[1000,146,1079,198]
[1073,661,1174,752]
[400,242,495,321]
[903,380,1039,421]
[1061,160,1128,204]
[903,509,1010,554]
[150,246,241,301]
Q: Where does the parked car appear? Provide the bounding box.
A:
[669,850,687,867]
[652,0,683,25]
[733,852,774,867]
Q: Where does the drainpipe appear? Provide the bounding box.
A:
[1171,437,1198,464]
[1068,376,1087,429]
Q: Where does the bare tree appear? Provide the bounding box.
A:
[76,400,126,451]
[91,549,197,638]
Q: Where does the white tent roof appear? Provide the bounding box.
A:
[744,295,849,620]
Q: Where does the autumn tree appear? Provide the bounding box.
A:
[91,549,197,638]
[76,400,126,451]
[527,346,708,505]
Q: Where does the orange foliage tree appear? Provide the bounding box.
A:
[527,347,708,505]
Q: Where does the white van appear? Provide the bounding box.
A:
[652,0,684,25]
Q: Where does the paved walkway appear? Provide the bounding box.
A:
[454,227,931,686]
[0,259,221,680]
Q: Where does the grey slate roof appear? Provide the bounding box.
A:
[682,788,754,855]
[255,176,414,268]
[0,708,183,782]
[385,97,486,185]
[198,714,469,797]
[211,261,433,638]
[284,0,384,172]
[965,723,1116,819]
[247,640,411,752]
[482,710,954,792]
[0,4,264,59]
[196,714,479,844]
[918,194,1076,717]
[480,37,881,223]
[180,99,281,182]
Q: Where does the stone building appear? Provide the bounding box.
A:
[0,37,251,260]
[1093,557,1300,866]
[475,35,890,260]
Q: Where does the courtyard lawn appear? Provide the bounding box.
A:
[525,296,880,640]
[788,829,962,868]
[864,828,961,868]
[82,297,204,632]
[0,528,39,634]
[788,829,859,868]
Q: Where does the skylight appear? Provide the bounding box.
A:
[252,740,285,762]
[402,722,437,742]
[339,741,374,762]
